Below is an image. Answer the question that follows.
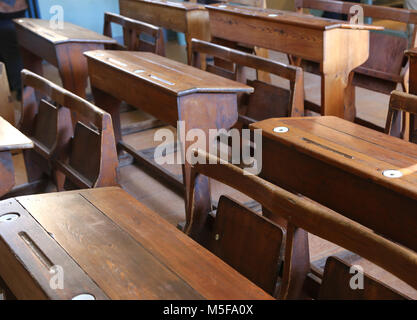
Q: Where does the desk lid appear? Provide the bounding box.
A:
[0,117,33,152]
[207,4,383,31]
[251,116,417,200]
[85,50,253,96]
[120,0,206,11]
[13,18,116,45]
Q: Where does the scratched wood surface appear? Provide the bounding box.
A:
[13,18,115,44]
[85,50,253,96]
[10,187,273,300]
[251,116,417,252]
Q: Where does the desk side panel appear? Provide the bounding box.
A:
[87,58,179,126]
[0,199,109,300]
[260,136,417,252]
[208,10,324,62]
[15,23,58,67]
[119,0,188,32]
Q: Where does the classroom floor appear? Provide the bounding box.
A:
[10,39,416,299]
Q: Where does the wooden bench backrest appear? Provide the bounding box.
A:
[20,69,118,190]
[0,63,15,124]
[215,0,266,8]
[210,195,283,294]
[103,12,165,56]
[295,0,417,93]
[319,256,408,299]
[188,0,265,7]
[386,90,417,143]
[191,39,304,123]
[186,149,417,299]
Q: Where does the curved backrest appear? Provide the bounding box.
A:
[295,0,417,24]
[186,148,417,299]
[20,69,118,190]
[191,39,304,123]
[208,194,283,295]
[385,90,417,143]
[103,12,165,55]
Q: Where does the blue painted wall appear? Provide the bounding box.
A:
[37,0,121,36]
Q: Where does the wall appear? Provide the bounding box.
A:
[267,0,295,10]
[37,0,121,35]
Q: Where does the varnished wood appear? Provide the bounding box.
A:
[385,91,417,143]
[0,199,109,300]
[206,3,381,120]
[319,256,409,300]
[118,0,211,63]
[14,18,117,99]
[0,63,15,124]
[0,187,272,300]
[186,149,417,299]
[103,12,166,137]
[203,0,271,83]
[250,116,417,252]
[86,50,252,211]
[296,0,416,130]
[0,116,33,197]
[405,48,417,142]
[191,39,304,126]
[209,195,283,295]
[0,116,33,152]
[18,70,118,192]
[103,12,165,55]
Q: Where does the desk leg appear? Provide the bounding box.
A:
[55,43,94,99]
[91,87,122,146]
[0,151,15,198]
[321,71,356,121]
[180,93,238,243]
[20,47,43,76]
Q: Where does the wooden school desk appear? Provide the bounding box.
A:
[405,48,417,138]
[119,0,211,63]
[13,18,117,98]
[251,116,417,252]
[206,4,382,120]
[0,187,272,300]
[407,48,417,94]
[85,50,252,203]
[0,117,33,198]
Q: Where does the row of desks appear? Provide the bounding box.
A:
[14,0,381,120]
[1,0,416,300]
[2,117,416,299]
[1,48,417,298]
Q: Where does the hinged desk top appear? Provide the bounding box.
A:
[122,0,206,11]
[14,18,116,45]
[252,116,417,200]
[0,187,272,300]
[85,50,253,96]
[0,117,33,152]
[206,3,383,31]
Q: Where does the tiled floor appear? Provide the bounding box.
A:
[9,39,416,299]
